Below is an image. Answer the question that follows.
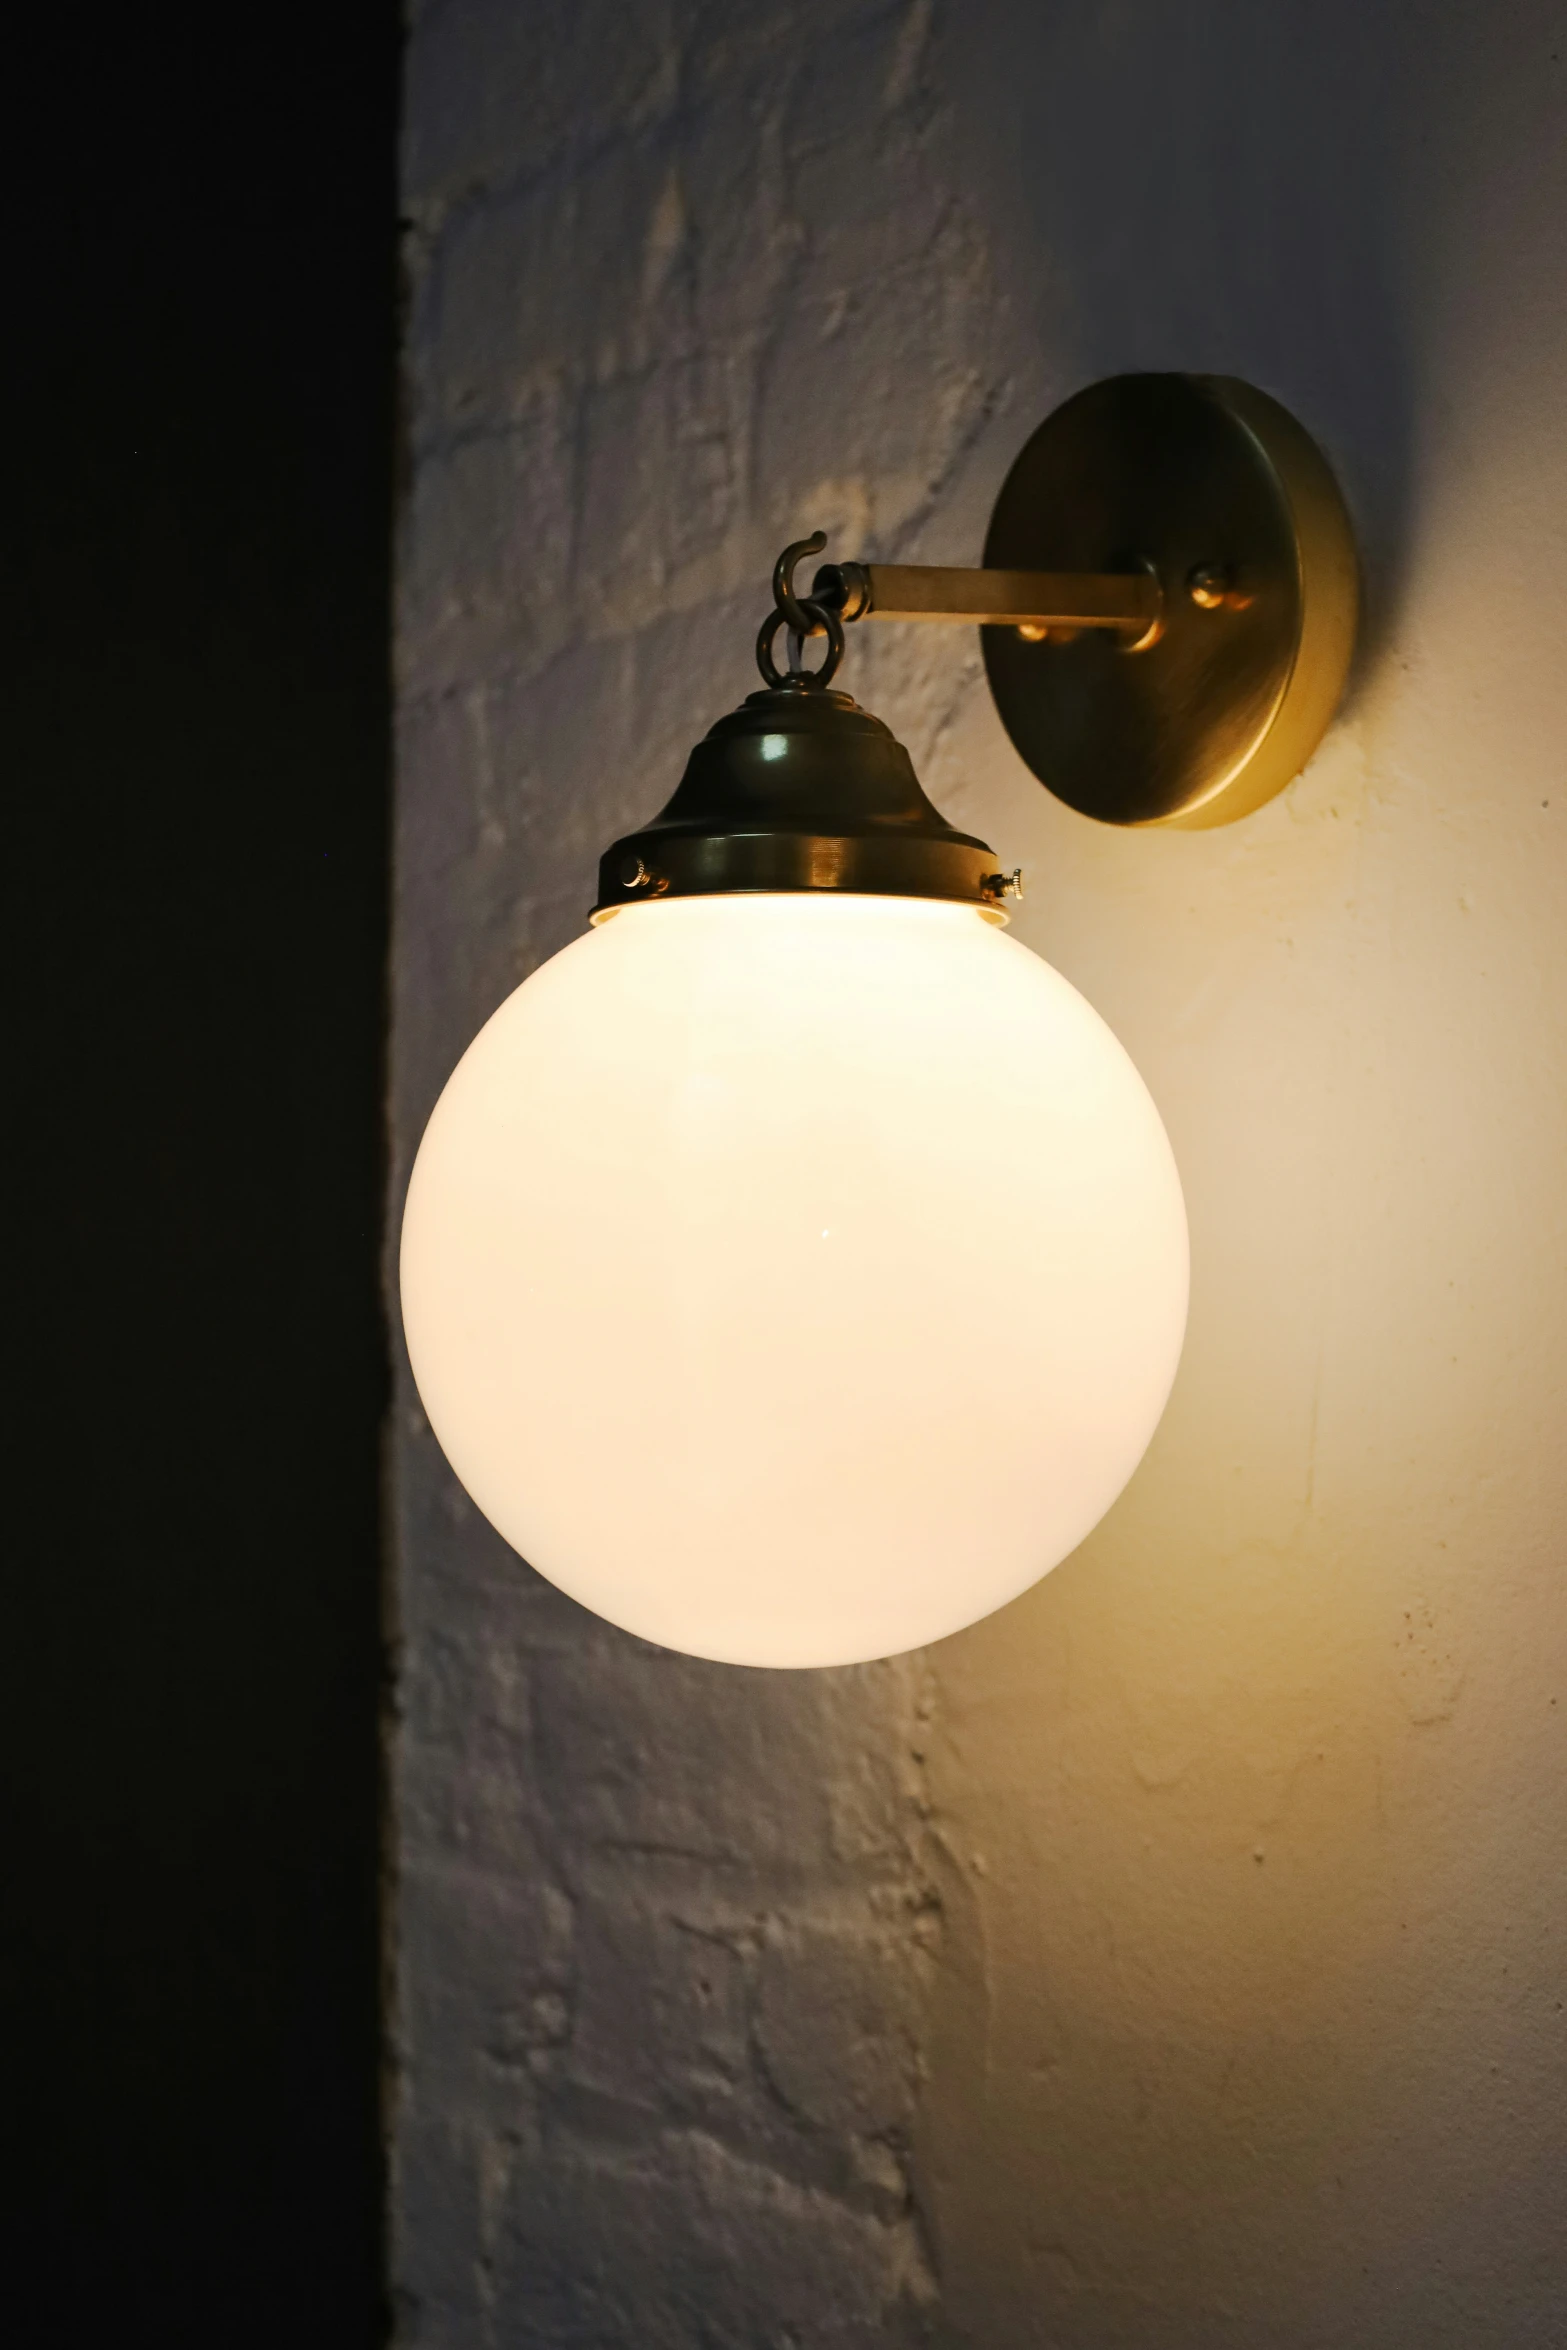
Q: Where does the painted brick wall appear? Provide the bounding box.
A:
[392,5,976,2341]
[395,4,1567,2343]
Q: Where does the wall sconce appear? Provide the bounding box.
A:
[400,374,1357,1668]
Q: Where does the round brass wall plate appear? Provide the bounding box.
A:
[981,374,1358,827]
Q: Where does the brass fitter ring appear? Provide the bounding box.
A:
[755,601,845,690]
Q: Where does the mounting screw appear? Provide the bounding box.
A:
[619,854,651,889]
[983,867,1025,903]
[1187,563,1252,612]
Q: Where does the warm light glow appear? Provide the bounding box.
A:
[399,893,1188,1666]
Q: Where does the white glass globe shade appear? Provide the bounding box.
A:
[400,892,1187,1668]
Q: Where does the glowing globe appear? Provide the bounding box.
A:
[399,890,1187,1667]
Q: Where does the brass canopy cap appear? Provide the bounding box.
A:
[593,683,1003,919]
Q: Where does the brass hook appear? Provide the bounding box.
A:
[755,532,846,690]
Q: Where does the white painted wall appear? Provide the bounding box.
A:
[395,3,1567,2340]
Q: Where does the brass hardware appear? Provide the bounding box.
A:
[981,374,1357,827]
[808,377,1354,827]
[1186,561,1254,613]
[817,560,873,624]
[754,532,847,690]
[593,687,1002,921]
[591,373,1358,915]
[813,559,1159,636]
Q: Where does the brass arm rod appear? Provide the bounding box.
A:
[814,560,1159,631]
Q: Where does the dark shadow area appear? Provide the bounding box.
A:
[951,0,1424,692]
[0,6,397,2342]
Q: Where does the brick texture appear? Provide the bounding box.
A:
[394,5,1567,2344]
[391,6,982,2341]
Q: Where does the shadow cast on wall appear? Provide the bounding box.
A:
[913,5,1567,2344]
